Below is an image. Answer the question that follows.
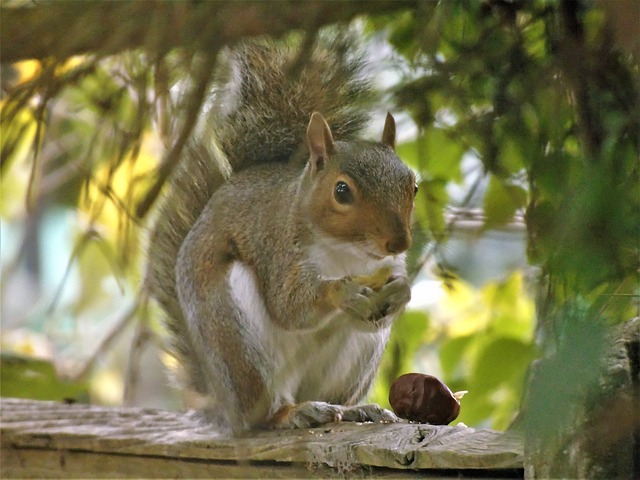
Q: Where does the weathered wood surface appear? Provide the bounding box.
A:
[1,397,523,478]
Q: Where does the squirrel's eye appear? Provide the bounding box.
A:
[414,183,419,197]
[334,181,354,205]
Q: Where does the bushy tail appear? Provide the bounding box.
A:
[213,35,373,167]
[146,32,373,396]
[146,141,229,396]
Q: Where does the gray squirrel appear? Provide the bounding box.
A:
[147,36,416,434]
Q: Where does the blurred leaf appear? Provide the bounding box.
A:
[440,278,491,337]
[386,10,418,59]
[439,335,473,380]
[482,273,536,341]
[470,337,537,395]
[522,303,610,439]
[397,128,464,182]
[0,353,89,402]
[483,175,527,229]
[414,178,448,240]
[497,136,527,175]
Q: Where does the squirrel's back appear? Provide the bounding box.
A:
[146,33,375,396]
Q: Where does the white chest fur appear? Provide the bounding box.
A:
[227,253,397,409]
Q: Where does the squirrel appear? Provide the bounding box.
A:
[146,36,417,435]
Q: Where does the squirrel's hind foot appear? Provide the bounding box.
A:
[340,404,399,424]
[271,401,398,429]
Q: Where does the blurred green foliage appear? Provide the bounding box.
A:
[369,0,638,435]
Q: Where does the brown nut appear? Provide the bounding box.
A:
[388,373,466,425]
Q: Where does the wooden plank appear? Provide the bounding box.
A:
[1,449,521,479]
[0,398,523,478]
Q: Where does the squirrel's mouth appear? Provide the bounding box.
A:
[358,237,399,261]
[362,248,386,261]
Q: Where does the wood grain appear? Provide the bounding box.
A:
[1,398,523,478]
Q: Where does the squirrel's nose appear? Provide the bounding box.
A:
[385,234,411,255]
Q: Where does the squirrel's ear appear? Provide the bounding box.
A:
[382,112,396,151]
[307,112,335,171]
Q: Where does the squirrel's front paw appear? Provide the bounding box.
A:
[373,276,411,318]
[352,276,411,329]
[326,278,375,319]
[340,282,378,321]
[328,275,410,327]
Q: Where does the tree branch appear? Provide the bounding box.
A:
[1,0,418,64]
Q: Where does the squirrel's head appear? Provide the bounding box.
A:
[303,112,416,259]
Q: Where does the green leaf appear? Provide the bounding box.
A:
[386,11,418,59]
[397,128,465,182]
[498,136,526,175]
[483,175,527,229]
[482,273,536,341]
[439,335,473,379]
[470,337,537,395]
[0,353,89,402]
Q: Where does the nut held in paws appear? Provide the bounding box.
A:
[388,373,467,425]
